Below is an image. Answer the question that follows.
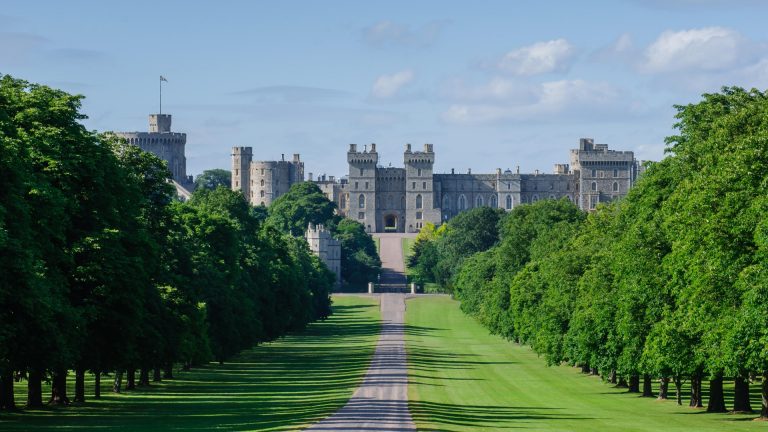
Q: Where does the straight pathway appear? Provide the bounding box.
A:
[374,233,414,290]
[306,293,415,431]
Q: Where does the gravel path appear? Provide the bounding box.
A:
[306,293,415,431]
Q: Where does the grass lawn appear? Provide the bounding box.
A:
[1,295,380,431]
[405,296,764,431]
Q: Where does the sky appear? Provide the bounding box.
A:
[2,0,768,177]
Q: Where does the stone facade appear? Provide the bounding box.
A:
[114,114,194,190]
[305,223,341,288]
[232,149,304,206]
[230,138,641,233]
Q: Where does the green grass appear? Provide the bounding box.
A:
[1,295,380,431]
[405,296,764,431]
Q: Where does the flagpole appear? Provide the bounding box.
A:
[159,76,162,115]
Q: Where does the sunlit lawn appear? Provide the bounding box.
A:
[1,295,380,431]
[406,296,764,431]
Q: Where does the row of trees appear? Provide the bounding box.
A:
[266,182,381,291]
[409,87,768,418]
[0,75,334,410]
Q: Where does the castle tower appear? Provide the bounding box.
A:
[232,146,253,202]
[113,113,192,189]
[404,143,440,233]
[347,143,378,233]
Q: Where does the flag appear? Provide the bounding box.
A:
[160,75,168,82]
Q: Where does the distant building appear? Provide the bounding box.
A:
[231,149,304,206]
[231,138,642,233]
[305,224,341,288]
[114,113,195,192]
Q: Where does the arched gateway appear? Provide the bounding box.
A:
[384,214,398,232]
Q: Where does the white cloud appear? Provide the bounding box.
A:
[442,79,627,125]
[371,70,414,99]
[497,39,575,76]
[641,27,748,73]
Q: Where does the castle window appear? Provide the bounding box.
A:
[505,195,512,210]
[418,168,422,176]
[355,182,358,189]
[443,195,450,209]
[365,181,369,189]
[360,168,364,176]
[533,194,539,202]
[549,195,555,199]
[490,195,497,208]
[235,181,239,187]
[261,179,265,186]
[412,182,416,189]
[260,190,265,197]
[358,194,365,208]
[599,171,605,178]
[613,182,619,192]
[341,195,346,208]
[550,183,554,190]
[591,182,597,191]
[590,195,598,209]
[458,195,466,210]
[476,195,483,207]
[235,169,239,176]
[613,169,619,177]
[591,169,596,177]
[261,169,264,175]
[401,196,406,209]
[358,212,365,219]
[416,211,423,220]
[416,194,423,209]
[567,183,571,191]
[423,181,426,189]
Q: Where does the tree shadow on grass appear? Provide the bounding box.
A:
[410,400,592,431]
[0,298,384,432]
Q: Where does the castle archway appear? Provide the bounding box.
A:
[384,214,398,232]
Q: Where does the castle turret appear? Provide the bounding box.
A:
[232,146,252,201]
[348,143,379,232]
[404,143,440,233]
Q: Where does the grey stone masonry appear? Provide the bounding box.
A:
[230,137,642,233]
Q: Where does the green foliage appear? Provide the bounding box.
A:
[193,168,231,191]
[0,75,333,409]
[416,87,768,417]
[267,182,336,236]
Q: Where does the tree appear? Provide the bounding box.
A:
[194,169,231,191]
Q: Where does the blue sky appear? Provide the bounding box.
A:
[2,0,768,177]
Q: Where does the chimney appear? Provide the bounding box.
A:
[281,153,285,161]
[535,169,539,175]
[349,143,357,152]
[293,153,300,162]
[468,168,472,174]
[308,172,314,181]
[516,165,520,174]
[451,168,455,174]
[405,143,412,152]
[370,143,376,152]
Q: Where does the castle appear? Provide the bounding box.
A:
[113,113,195,192]
[305,224,341,287]
[232,138,641,233]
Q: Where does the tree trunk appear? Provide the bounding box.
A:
[94,371,101,399]
[27,369,43,408]
[153,367,162,382]
[591,367,599,376]
[733,376,752,413]
[642,374,654,397]
[163,363,174,380]
[617,376,628,388]
[113,370,123,393]
[674,376,683,405]
[0,372,16,411]
[706,376,726,412]
[609,369,617,384]
[126,368,136,390]
[48,370,70,405]
[628,375,640,393]
[689,375,703,408]
[761,372,768,419]
[580,363,590,374]
[139,368,150,387]
[73,368,85,403]
[658,377,669,400]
